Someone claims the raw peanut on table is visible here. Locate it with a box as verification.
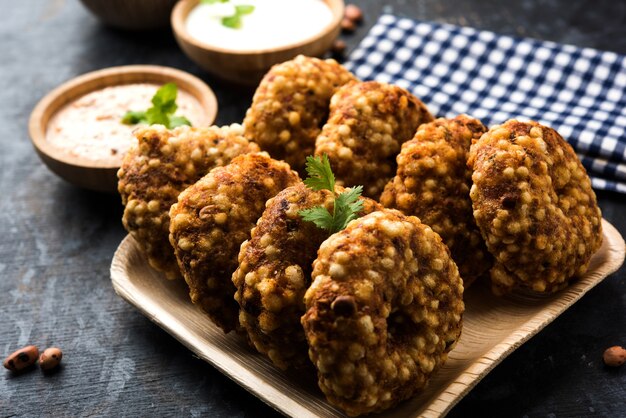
[3,345,39,372]
[39,347,63,371]
[603,346,626,367]
[341,17,356,32]
[345,4,363,22]
[331,39,347,56]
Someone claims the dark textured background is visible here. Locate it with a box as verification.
[1,0,625,417]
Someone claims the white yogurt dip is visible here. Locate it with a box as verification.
[46,83,204,165]
[185,0,333,51]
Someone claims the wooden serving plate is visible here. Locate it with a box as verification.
[29,65,218,193]
[110,219,624,417]
[171,0,344,84]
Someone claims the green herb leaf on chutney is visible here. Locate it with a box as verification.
[121,83,192,129]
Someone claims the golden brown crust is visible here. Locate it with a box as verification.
[302,209,464,416]
[315,81,434,198]
[468,120,603,294]
[169,153,300,332]
[380,115,491,286]
[243,55,356,173]
[233,183,381,369]
[117,124,259,279]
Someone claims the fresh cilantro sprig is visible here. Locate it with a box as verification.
[299,155,364,234]
[200,0,255,29]
[121,83,191,129]
[303,154,335,191]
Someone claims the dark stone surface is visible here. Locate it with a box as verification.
[1,0,624,416]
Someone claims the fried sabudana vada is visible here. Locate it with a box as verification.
[233,183,380,369]
[302,209,464,416]
[169,153,300,332]
[468,120,603,295]
[315,81,433,198]
[381,115,491,286]
[243,55,356,173]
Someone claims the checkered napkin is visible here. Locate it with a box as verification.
[345,14,626,193]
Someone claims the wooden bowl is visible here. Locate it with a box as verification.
[171,0,344,84]
[79,0,179,30]
[29,65,218,193]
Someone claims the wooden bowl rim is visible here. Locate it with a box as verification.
[28,65,218,170]
[78,0,180,30]
[171,0,345,55]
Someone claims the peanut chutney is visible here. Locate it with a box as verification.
[47,83,204,164]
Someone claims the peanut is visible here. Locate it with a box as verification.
[39,347,63,371]
[331,295,357,317]
[331,40,347,57]
[3,345,39,372]
[341,17,356,33]
[345,4,363,23]
[603,345,626,367]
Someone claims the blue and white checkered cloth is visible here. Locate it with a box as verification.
[346,14,626,193]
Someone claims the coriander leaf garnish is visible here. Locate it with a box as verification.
[121,83,192,129]
[221,14,242,29]
[298,155,364,234]
[150,82,178,114]
[333,185,364,231]
[169,115,192,128]
[201,0,255,29]
[120,110,146,125]
[299,206,335,231]
[144,104,170,127]
[221,5,255,29]
[303,154,335,192]
[235,5,255,15]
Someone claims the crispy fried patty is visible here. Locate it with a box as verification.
[302,209,464,416]
[381,115,491,286]
[315,81,433,198]
[233,183,381,369]
[168,153,300,332]
[468,120,603,294]
[243,55,356,173]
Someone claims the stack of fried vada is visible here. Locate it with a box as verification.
[168,153,299,332]
[117,124,258,279]
[233,183,381,369]
[115,54,604,417]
